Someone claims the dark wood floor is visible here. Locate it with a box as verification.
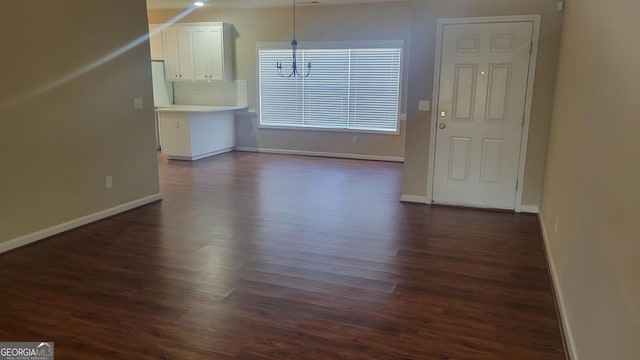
[0,152,565,359]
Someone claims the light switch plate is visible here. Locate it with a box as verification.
[134,97,144,110]
[419,100,430,111]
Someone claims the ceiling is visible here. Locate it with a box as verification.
[147,0,408,10]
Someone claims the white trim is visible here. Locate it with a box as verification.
[400,194,430,204]
[234,147,404,162]
[167,147,234,161]
[520,204,540,213]
[256,40,406,50]
[515,16,541,212]
[0,193,163,254]
[426,15,541,212]
[538,212,579,360]
[431,15,541,25]
[425,18,445,204]
[431,200,513,211]
[256,124,402,136]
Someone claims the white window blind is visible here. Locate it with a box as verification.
[258,43,402,133]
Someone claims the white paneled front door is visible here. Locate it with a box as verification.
[432,21,534,209]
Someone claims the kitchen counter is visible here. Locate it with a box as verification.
[157,105,244,161]
[155,105,247,113]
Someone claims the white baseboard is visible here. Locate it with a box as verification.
[538,213,579,360]
[168,147,234,161]
[520,204,540,213]
[0,193,163,254]
[400,194,430,204]
[234,147,404,162]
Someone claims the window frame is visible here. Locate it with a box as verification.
[256,40,404,135]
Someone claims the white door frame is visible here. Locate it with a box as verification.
[426,15,541,212]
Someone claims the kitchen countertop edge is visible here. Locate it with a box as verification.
[155,105,249,113]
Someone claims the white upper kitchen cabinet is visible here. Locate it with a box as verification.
[148,24,164,60]
[163,26,195,81]
[193,26,224,81]
[163,23,233,82]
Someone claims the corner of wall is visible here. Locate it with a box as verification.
[0,194,162,254]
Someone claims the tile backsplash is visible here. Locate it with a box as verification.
[173,80,248,107]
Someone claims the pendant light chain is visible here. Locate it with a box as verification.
[276,0,311,78]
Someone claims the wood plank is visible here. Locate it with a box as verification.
[0,152,565,359]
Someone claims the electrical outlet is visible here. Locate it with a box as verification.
[352,135,358,143]
[134,97,144,110]
[251,128,256,137]
[106,176,113,189]
[556,1,564,11]
[554,216,559,232]
[175,120,180,129]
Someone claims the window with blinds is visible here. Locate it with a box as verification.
[258,42,402,133]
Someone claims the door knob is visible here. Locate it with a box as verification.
[439,123,446,129]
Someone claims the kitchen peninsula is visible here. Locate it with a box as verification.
[156,105,247,161]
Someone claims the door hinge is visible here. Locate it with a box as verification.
[516,180,519,191]
[530,42,533,54]
[522,113,525,126]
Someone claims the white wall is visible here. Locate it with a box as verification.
[540,0,640,358]
[0,0,160,246]
[402,0,563,207]
[149,3,411,160]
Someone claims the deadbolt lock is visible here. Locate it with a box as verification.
[440,111,446,117]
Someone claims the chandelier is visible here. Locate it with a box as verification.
[277,0,311,78]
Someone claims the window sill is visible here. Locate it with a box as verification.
[257,124,401,136]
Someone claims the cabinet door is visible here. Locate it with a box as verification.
[148,24,164,60]
[164,27,194,81]
[176,28,194,80]
[207,26,224,81]
[163,27,180,80]
[193,27,211,81]
[193,26,224,81]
